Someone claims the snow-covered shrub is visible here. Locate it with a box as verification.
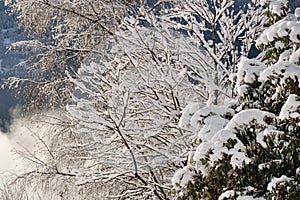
[171,1,300,199]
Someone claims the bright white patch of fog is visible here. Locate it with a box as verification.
[0,133,15,173]
[0,118,33,177]
[0,108,35,174]
[0,109,62,199]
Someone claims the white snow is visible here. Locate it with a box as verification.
[197,115,228,142]
[257,33,269,45]
[193,141,214,164]
[258,160,282,170]
[193,109,276,172]
[218,191,266,200]
[256,129,284,148]
[296,8,300,18]
[194,103,234,139]
[172,1,300,197]
[257,12,300,47]
[267,175,292,191]
[194,128,250,170]
[259,61,300,88]
[218,186,265,200]
[234,57,265,97]
[172,165,195,189]
[179,102,204,131]
[237,196,266,200]
[180,100,235,139]
[289,48,300,63]
[290,24,300,43]
[225,109,274,132]
[259,0,288,16]
[218,190,235,200]
[296,167,300,174]
[279,49,292,61]
[256,130,268,148]
[279,94,300,120]
[230,150,251,168]
[275,41,285,49]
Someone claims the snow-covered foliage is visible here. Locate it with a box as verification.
[259,0,289,24]
[172,2,300,199]
[279,94,300,120]
[260,0,288,16]
[155,0,266,104]
[65,24,204,198]
[63,2,267,196]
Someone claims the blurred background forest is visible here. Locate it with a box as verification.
[0,2,26,132]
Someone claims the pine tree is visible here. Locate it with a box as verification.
[172,1,300,199]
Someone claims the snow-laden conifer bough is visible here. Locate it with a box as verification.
[171,0,300,199]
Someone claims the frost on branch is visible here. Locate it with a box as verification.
[158,0,266,104]
[67,25,205,198]
[3,0,128,110]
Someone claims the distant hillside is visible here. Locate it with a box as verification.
[0,2,27,76]
[0,2,26,132]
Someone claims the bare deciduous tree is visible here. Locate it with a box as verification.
[66,24,204,198]
[151,0,266,104]
[3,0,129,110]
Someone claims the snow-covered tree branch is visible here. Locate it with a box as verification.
[153,0,266,104]
[66,24,205,198]
[3,0,129,109]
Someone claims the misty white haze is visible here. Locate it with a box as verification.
[0,133,14,174]
[0,110,63,199]
[0,108,34,175]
